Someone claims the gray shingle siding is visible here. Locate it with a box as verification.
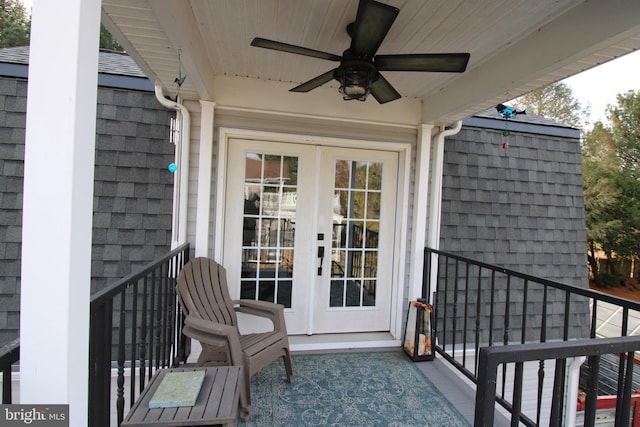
[91,86,174,293]
[0,78,26,345]
[0,75,174,344]
[438,122,589,343]
[441,127,586,283]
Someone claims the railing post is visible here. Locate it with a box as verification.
[88,299,113,426]
[0,338,19,404]
[617,352,634,427]
[116,292,127,425]
[2,365,11,404]
[549,358,566,426]
[510,362,524,426]
[176,248,190,364]
[422,248,431,300]
[584,354,600,427]
[474,347,498,427]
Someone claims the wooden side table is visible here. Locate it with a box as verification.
[122,366,243,426]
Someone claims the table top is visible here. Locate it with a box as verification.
[122,366,243,427]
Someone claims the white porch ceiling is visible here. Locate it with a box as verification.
[102,0,640,124]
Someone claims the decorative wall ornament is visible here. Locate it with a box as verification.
[174,49,187,97]
[496,103,526,150]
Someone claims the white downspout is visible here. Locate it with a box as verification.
[426,120,462,303]
[155,85,190,248]
[565,356,586,426]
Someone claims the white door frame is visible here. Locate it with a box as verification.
[214,127,411,340]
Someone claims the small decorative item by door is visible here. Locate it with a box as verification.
[403,299,434,361]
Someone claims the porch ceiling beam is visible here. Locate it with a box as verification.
[421,0,640,123]
[148,0,215,100]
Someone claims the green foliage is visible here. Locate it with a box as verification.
[594,272,619,288]
[609,91,640,174]
[0,1,122,51]
[99,24,124,52]
[0,0,30,48]
[583,90,640,278]
[513,82,591,130]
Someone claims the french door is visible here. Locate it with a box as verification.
[222,138,398,335]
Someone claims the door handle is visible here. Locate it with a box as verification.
[317,246,325,276]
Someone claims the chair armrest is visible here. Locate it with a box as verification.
[232,299,287,332]
[184,315,235,339]
[182,316,244,366]
[233,299,284,314]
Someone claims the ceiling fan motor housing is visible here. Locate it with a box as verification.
[334,59,379,101]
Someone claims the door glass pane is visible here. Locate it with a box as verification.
[366,193,381,219]
[354,161,367,189]
[240,281,256,300]
[330,159,382,308]
[368,162,382,190]
[334,160,350,188]
[350,192,366,219]
[240,152,298,308]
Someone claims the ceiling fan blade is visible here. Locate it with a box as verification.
[349,0,399,58]
[370,74,401,104]
[290,69,337,92]
[375,53,471,72]
[251,37,342,62]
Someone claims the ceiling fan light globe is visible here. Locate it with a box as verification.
[340,83,369,101]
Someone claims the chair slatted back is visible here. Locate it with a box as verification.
[176,257,238,327]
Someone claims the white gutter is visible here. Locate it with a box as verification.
[426,120,462,303]
[155,85,190,248]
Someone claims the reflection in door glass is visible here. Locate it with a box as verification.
[330,159,381,308]
[241,153,297,308]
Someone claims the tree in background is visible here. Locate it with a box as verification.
[100,24,124,51]
[610,91,640,174]
[513,82,591,130]
[583,123,616,279]
[583,90,640,285]
[0,0,30,48]
[0,0,123,51]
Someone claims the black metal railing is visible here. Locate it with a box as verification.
[424,248,640,426]
[88,243,190,426]
[0,338,19,404]
[475,336,640,426]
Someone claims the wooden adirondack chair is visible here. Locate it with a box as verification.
[176,257,293,419]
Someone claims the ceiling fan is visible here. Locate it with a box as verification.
[251,0,470,104]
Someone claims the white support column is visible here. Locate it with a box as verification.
[195,101,215,257]
[408,124,434,300]
[20,0,100,423]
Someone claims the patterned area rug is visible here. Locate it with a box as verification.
[239,350,470,426]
